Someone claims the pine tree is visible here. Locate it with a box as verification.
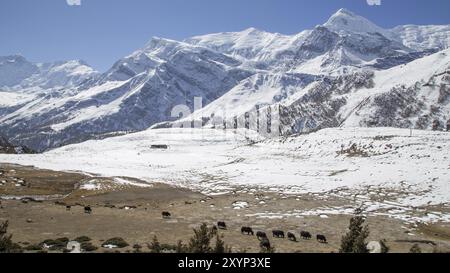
[176,240,188,253]
[188,223,214,253]
[149,235,161,253]
[340,211,370,253]
[0,221,20,253]
[214,234,225,253]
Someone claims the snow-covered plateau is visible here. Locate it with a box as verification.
[1,127,449,223]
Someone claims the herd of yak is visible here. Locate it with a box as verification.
[163,212,328,251]
[74,207,328,251]
[236,222,326,250]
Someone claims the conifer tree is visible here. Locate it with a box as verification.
[0,221,20,253]
[340,210,370,253]
[188,223,214,253]
[149,235,161,253]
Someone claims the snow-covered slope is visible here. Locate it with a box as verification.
[392,24,450,51]
[186,27,311,66]
[184,72,318,119]
[343,49,450,129]
[1,8,449,151]
[275,48,450,134]
[1,127,449,222]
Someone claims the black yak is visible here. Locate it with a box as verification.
[272,230,285,238]
[256,231,267,240]
[241,227,254,235]
[300,231,312,240]
[217,221,227,230]
[287,232,297,242]
[317,234,327,243]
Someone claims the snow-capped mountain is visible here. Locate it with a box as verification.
[0,55,39,88]
[0,55,99,91]
[324,8,391,36]
[0,38,251,151]
[1,8,449,151]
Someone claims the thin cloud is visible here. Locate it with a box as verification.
[66,0,81,6]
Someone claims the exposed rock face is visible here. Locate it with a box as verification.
[0,136,35,154]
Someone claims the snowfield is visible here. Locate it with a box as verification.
[1,127,449,222]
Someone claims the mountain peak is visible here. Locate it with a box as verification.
[241,27,264,34]
[45,59,98,75]
[324,8,389,36]
[334,8,356,17]
[143,36,185,51]
[0,54,30,64]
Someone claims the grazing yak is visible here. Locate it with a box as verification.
[256,231,267,240]
[287,232,297,242]
[84,206,92,214]
[272,230,285,238]
[260,238,271,250]
[217,221,227,230]
[300,231,312,240]
[162,211,171,219]
[317,234,327,243]
[241,227,254,235]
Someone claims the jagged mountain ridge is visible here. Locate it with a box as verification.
[1,8,450,151]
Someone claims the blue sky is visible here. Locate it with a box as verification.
[1,0,450,71]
